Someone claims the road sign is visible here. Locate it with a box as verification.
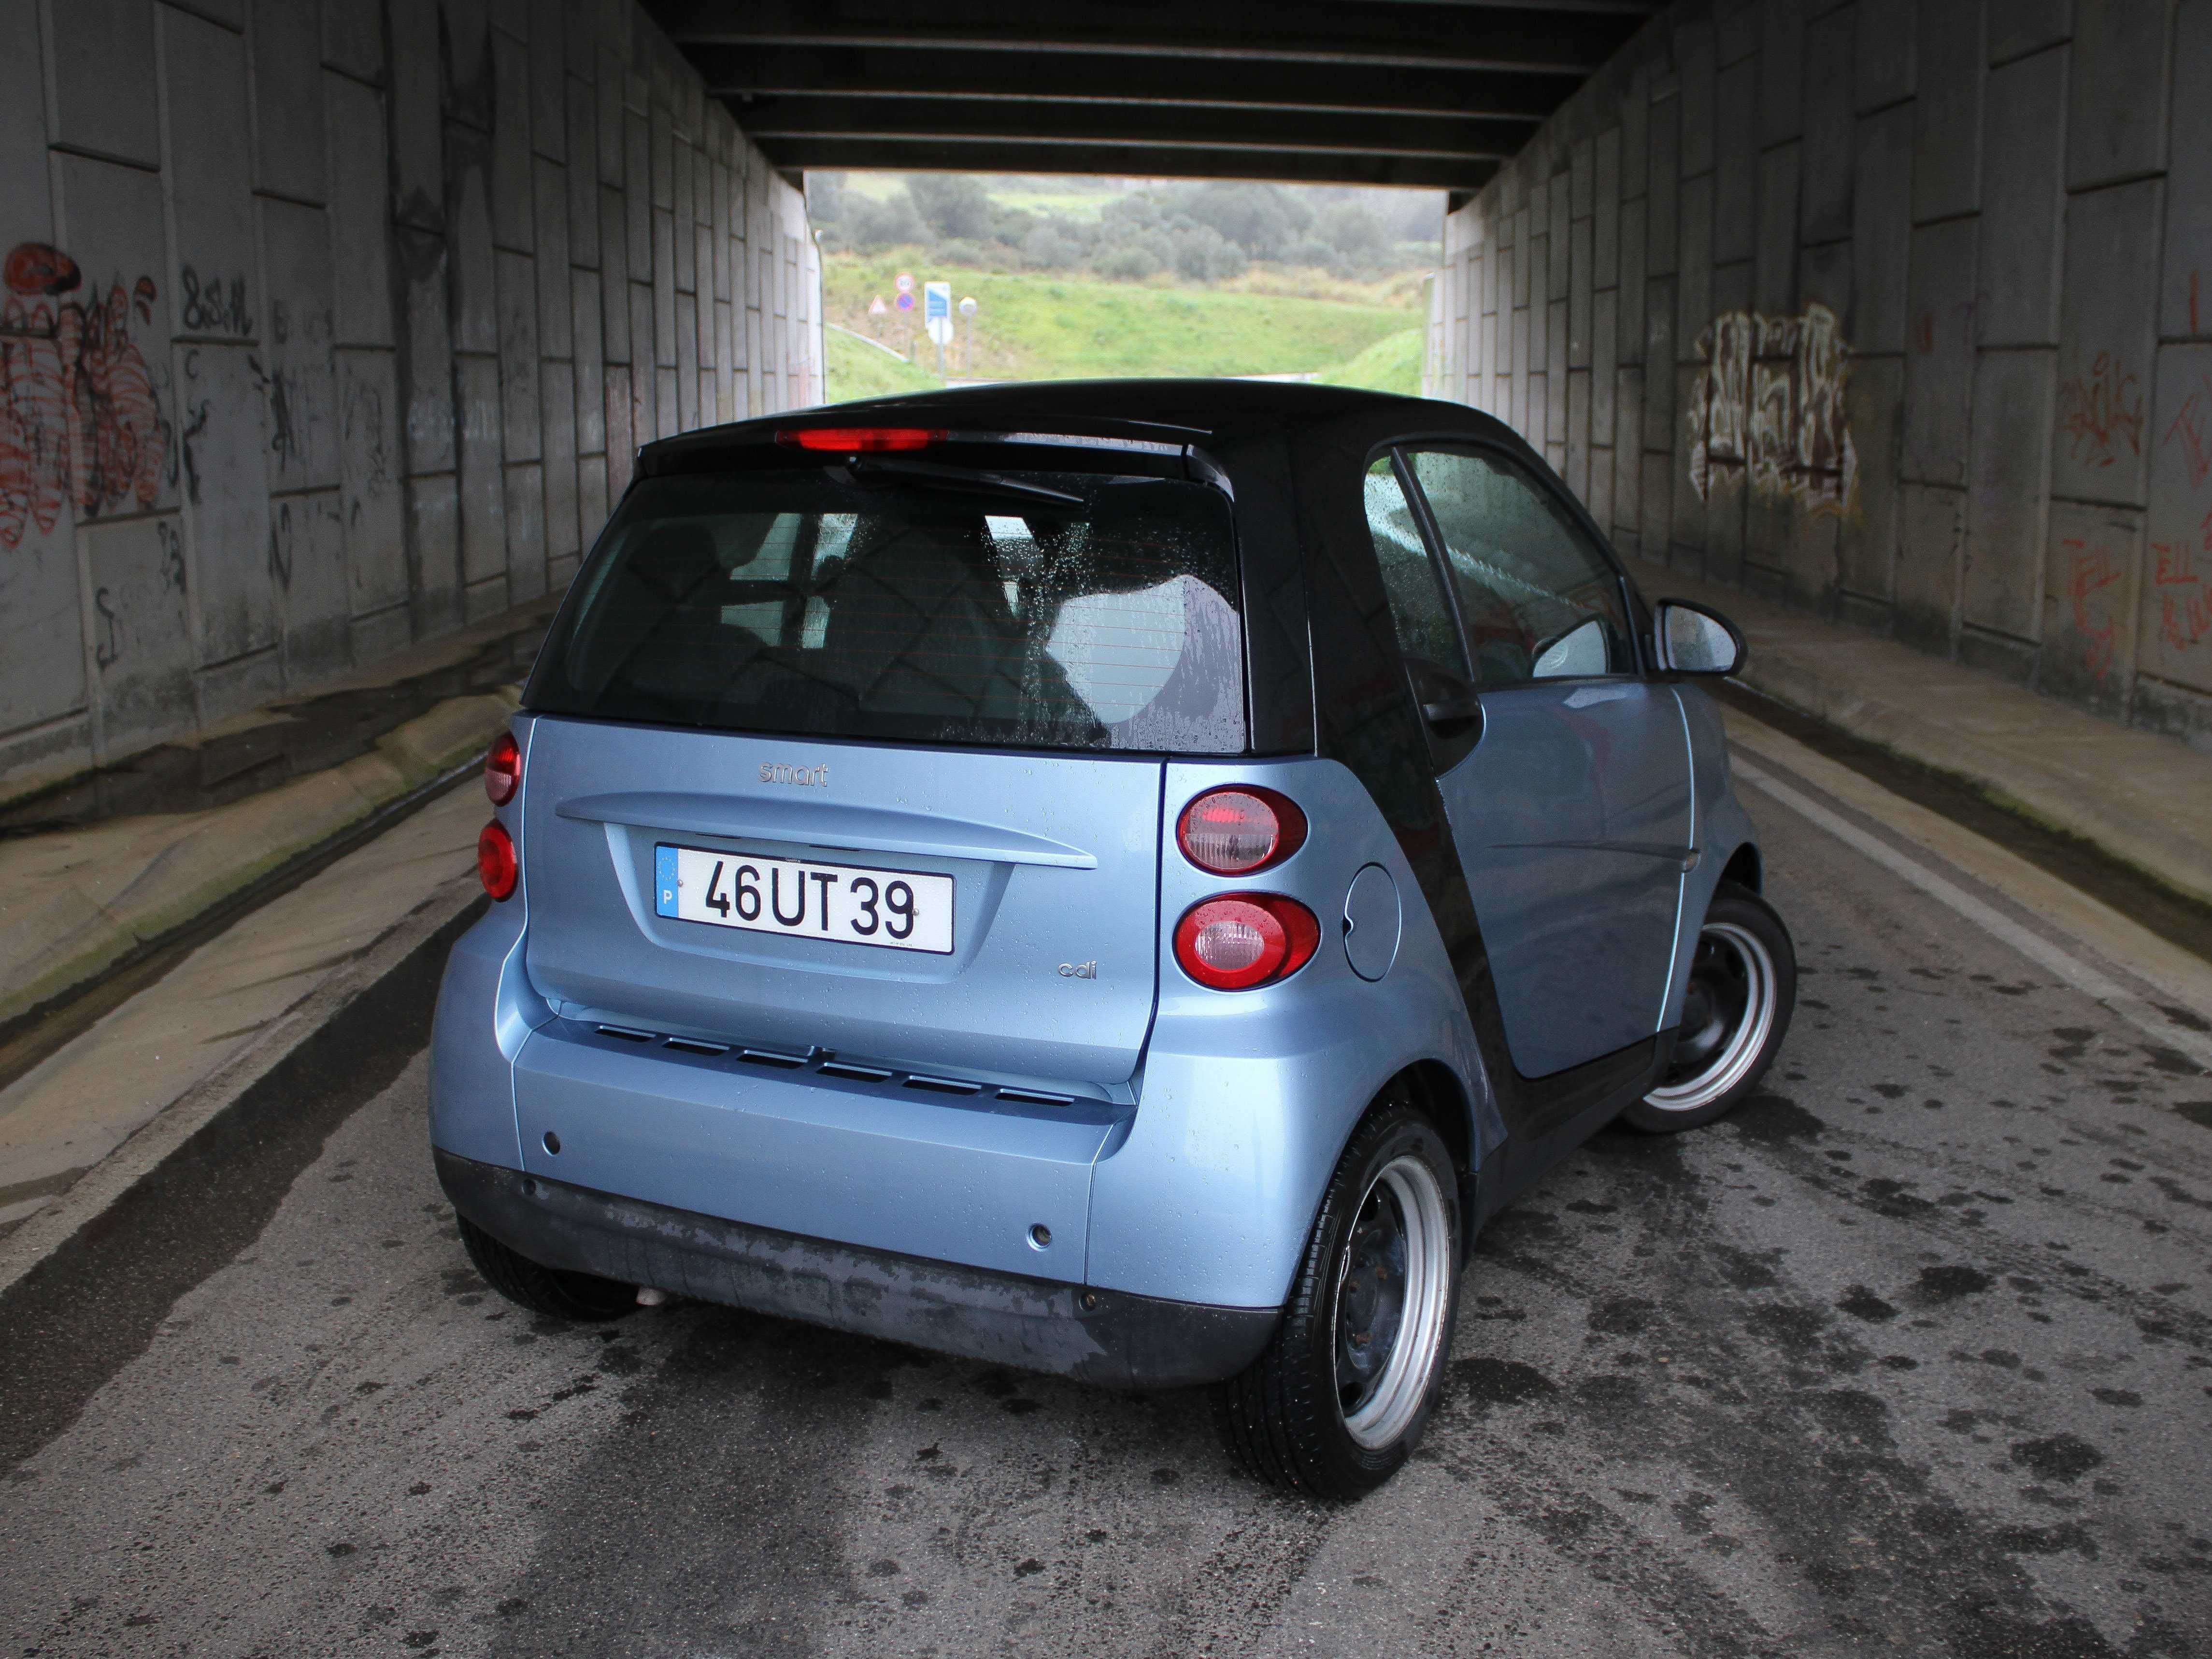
[895,291,913,312]
[895,272,914,293]
[958,296,978,317]
[924,281,953,347]
[868,295,886,315]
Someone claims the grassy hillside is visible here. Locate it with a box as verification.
[824,254,1420,383]
[824,325,944,403]
[1313,327,1426,397]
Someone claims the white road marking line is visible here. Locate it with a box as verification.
[1733,758,2212,1076]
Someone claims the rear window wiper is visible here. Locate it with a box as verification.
[833,456,1086,510]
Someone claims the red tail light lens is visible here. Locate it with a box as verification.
[477,821,518,901]
[775,427,946,452]
[1172,894,1321,990]
[485,732,521,805]
[1177,787,1307,875]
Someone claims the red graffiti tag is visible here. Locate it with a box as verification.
[2154,512,2212,655]
[0,242,167,549]
[2163,375,2212,493]
[2062,538,2125,682]
[2057,352,2144,470]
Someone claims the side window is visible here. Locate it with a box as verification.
[1362,457,1469,680]
[1404,447,1634,685]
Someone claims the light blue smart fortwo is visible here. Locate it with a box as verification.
[430,381,1795,1499]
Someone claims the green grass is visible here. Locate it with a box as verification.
[1312,326,1427,397]
[824,325,946,403]
[824,255,1421,382]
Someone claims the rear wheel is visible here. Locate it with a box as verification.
[457,1215,639,1322]
[1621,880,1796,1133]
[1219,1099,1459,1501]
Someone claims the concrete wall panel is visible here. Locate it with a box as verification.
[1678,20,1717,179]
[532,158,571,359]
[1988,0,2070,63]
[492,31,533,251]
[1896,480,1965,644]
[1840,354,1904,599]
[49,0,161,168]
[1614,364,1645,536]
[1855,0,1915,110]
[604,362,633,497]
[448,128,498,354]
[1677,174,1713,355]
[1759,0,1805,147]
[495,249,540,461]
[1568,219,1593,367]
[1647,90,1680,275]
[455,352,505,589]
[2162,0,2212,341]
[271,489,349,680]
[251,0,326,205]
[2042,499,2143,715]
[1852,101,1913,353]
[1800,8,1855,245]
[1713,59,1756,266]
[1755,143,1800,312]
[502,460,543,605]
[541,358,578,574]
[1977,47,2067,348]
[2053,180,2162,507]
[1912,0,1984,223]
[396,225,454,474]
[1902,218,1978,485]
[2067,0,2171,190]
[572,270,605,455]
[257,198,340,494]
[1962,347,2055,640]
[321,0,384,83]
[175,343,276,664]
[387,0,444,228]
[1618,198,1646,364]
[336,348,405,617]
[2143,343,2212,695]
[161,10,258,343]
[325,72,393,348]
[85,515,191,747]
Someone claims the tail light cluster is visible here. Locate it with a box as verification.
[1172,787,1318,991]
[480,731,522,901]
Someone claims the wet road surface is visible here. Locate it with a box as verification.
[4,752,2211,1658]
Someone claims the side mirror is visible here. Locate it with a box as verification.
[1653,600,1745,676]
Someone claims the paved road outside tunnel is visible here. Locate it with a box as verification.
[3,768,2210,1658]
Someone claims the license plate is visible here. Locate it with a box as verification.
[653,844,954,954]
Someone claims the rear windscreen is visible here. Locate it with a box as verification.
[525,463,1247,754]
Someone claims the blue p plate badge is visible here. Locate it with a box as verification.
[655,845,678,917]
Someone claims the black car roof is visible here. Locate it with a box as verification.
[636,377,1510,470]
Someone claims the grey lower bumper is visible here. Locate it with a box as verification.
[434,1150,1279,1388]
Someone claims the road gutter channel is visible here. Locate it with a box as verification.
[0,882,487,1308]
[1724,711,2212,1077]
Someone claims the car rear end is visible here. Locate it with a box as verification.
[430,414,1328,1382]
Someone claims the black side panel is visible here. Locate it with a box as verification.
[1290,407,1658,1145]
[1218,431,1315,756]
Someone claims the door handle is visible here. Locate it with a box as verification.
[1420,692,1484,739]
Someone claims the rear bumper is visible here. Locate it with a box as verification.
[435,1149,1280,1388]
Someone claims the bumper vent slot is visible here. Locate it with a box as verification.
[997,1087,1075,1107]
[905,1075,982,1096]
[738,1047,810,1069]
[664,1037,730,1057]
[820,1060,894,1082]
[596,1024,655,1042]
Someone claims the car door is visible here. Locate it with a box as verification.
[1365,443,1693,1088]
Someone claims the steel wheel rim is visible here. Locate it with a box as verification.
[1333,1154,1452,1450]
[1646,920,1776,1112]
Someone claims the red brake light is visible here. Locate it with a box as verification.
[477,821,518,901]
[1172,894,1321,990]
[1177,787,1307,875]
[485,732,521,805]
[775,427,946,453]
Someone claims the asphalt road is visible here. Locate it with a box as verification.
[4,749,2211,1659]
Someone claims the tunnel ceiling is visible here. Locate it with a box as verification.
[645,0,1664,196]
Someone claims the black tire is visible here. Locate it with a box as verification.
[457,1215,639,1322]
[1620,879,1796,1133]
[1219,1098,1461,1501]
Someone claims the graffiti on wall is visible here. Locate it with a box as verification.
[2057,352,2145,473]
[0,243,169,549]
[2155,374,2212,658]
[1686,303,1857,516]
[2061,538,2127,684]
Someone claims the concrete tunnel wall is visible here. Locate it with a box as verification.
[0,0,823,798]
[1427,0,2212,754]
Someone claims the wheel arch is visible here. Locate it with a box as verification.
[1718,839,1762,894]
[1384,1057,1484,1257]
